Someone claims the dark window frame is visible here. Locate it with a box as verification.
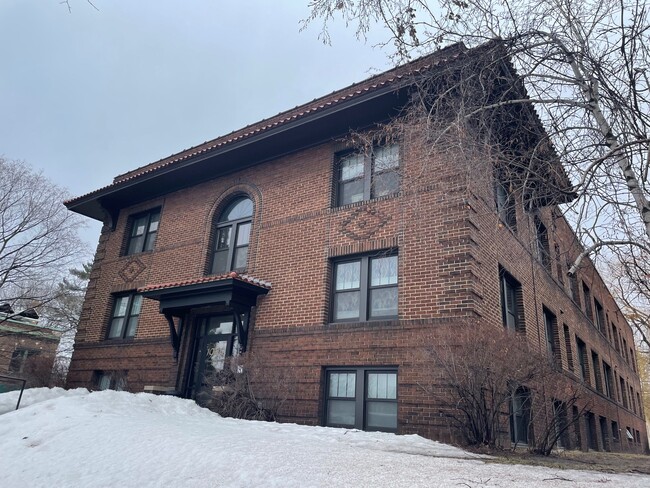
[543,307,559,363]
[611,420,620,442]
[107,293,143,340]
[535,217,551,272]
[335,144,400,207]
[125,208,161,256]
[324,366,398,433]
[612,323,620,352]
[582,282,594,322]
[509,386,531,445]
[576,336,588,383]
[568,266,580,304]
[591,351,603,393]
[331,252,398,323]
[94,370,127,391]
[185,313,249,402]
[495,178,517,231]
[586,412,598,450]
[563,324,574,372]
[9,348,40,374]
[594,299,605,333]
[603,361,614,399]
[500,268,525,332]
[209,197,254,275]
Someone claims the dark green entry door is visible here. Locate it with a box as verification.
[187,315,239,404]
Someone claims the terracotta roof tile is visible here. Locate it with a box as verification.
[65,43,466,206]
[138,272,272,294]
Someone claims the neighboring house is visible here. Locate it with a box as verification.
[0,305,61,389]
[64,43,647,452]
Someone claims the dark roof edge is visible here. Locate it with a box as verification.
[64,42,468,208]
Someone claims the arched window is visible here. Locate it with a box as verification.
[210,197,253,274]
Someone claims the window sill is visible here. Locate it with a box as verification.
[333,192,400,212]
[103,337,136,344]
[326,318,400,330]
[121,250,154,259]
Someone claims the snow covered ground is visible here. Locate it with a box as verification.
[0,389,647,487]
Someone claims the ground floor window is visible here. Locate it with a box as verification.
[586,412,598,450]
[509,387,531,444]
[94,370,127,391]
[9,348,40,374]
[552,399,569,448]
[325,368,397,432]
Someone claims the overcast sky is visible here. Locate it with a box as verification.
[0,1,392,249]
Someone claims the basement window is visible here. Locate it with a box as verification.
[325,368,397,432]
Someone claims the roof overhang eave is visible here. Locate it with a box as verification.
[65,83,409,222]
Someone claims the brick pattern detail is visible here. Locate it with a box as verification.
[118,257,146,283]
[340,205,390,240]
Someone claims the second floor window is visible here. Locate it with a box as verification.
[535,218,551,272]
[126,208,161,255]
[108,293,142,339]
[500,269,524,332]
[543,307,558,362]
[495,179,517,231]
[332,253,398,322]
[210,197,253,274]
[336,144,399,206]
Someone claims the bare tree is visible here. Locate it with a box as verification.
[0,157,87,318]
[305,0,650,308]
[38,263,91,359]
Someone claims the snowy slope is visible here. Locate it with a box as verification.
[0,389,647,487]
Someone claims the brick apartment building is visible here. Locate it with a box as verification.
[0,306,61,390]
[65,43,647,452]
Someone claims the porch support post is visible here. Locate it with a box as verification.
[165,313,180,358]
[232,309,248,353]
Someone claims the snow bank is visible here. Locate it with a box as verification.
[0,386,88,415]
[0,389,647,487]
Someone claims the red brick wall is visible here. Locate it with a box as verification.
[67,126,647,453]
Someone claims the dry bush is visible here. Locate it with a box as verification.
[429,322,585,452]
[20,354,59,387]
[201,353,295,422]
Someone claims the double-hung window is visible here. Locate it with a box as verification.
[500,269,524,332]
[594,299,605,333]
[543,307,558,363]
[126,208,161,255]
[510,387,531,444]
[535,218,551,272]
[582,282,594,322]
[325,368,397,432]
[9,348,39,373]
[495,179,517,231]
[336,144,399,206]
[107,293,142,339]
[332,253,398,322]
